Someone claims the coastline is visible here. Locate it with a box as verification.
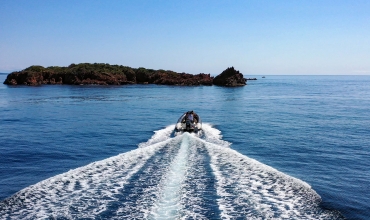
[3,64,247,87]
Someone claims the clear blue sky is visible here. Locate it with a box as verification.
[1,0,369,75]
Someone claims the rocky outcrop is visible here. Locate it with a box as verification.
[3,64,248,87]
[213,67,247,86]
[135,68,212,86]
[3,64,214,86]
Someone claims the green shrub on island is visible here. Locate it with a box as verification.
[24,65,45,72]
[3,63,217,86]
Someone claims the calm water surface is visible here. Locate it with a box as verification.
[0,74,369,219]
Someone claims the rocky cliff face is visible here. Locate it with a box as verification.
[3,64,214,86]
[3,64,246,87]
[213,67,247,87]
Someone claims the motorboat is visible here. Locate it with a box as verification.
[175,111,202,132]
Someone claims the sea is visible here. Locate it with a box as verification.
[0,73,369,219]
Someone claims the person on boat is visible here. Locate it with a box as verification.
[187,111,194,122]
[181,111,198,124]
[188,110,199,123]
[182,111,195,123]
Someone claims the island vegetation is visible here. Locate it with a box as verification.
[3,63,247,87]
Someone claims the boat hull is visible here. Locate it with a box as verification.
[175,111,202,133]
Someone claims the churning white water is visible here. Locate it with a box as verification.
[150,133,190,219]
[0,124,343,219]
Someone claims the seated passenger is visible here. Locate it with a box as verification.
[187,112,194,122]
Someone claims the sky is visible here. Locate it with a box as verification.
[1,0,369,75]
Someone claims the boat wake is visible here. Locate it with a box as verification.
[0,124,343,219]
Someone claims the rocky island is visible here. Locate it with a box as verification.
[213,67,247,87]
[3,63,248,87]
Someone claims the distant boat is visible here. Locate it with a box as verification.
[262,76,265,78]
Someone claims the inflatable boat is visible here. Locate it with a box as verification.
[175,111,202,133]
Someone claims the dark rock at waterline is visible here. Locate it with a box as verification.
[213,67,247,87]
[135,68,213,86]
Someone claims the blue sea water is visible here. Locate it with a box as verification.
[0,73,369,219]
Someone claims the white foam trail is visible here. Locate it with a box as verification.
[0,124,343,219]
[138,125,175,148]
[0,139,172,219]
[179,137,220,219]
[204,142,342,219]
[150,133,189,219]
[202,123,231,147]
